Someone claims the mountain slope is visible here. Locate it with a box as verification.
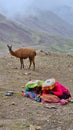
[53,5,73,25]
[0,10,73,54]
[15,10,73,38]
[0,14,34,45]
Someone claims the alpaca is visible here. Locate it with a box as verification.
[7,45,36,70]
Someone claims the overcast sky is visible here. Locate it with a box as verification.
[0,0,73,17]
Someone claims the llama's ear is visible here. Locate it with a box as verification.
[7,44,12,50]
[7,44,12,47]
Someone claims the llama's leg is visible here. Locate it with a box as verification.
[29,58,32,69]
[22,60,24,68]
[32,58,35,70]
[20,58,24,69]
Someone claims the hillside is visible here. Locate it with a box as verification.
[0,14,33,43]
[53,5,73,25]
[0,2,73,130]
[0,10,73,54]
[15,10,73,38]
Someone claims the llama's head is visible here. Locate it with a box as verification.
[7,44,12,51]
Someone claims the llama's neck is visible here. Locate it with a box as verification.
[10,50,16,56]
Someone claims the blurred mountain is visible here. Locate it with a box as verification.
[0,14,34,44]
[53,5,73,25]
[15,9,73,38]
[0,9,73,53]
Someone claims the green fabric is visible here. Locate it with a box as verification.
[25,80,44,88]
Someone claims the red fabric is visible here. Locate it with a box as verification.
[53,82,70,96]
[42,90,49,95]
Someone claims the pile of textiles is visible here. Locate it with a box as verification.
[21,79,72,105]
[21,80,60,103]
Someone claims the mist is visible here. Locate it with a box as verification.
[0,0,34,17]
[0,0,73,18]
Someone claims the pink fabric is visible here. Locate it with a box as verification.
[53,82,70,96]
[60,99,68,105]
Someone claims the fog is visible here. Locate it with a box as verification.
[0,0,34,17]
[0,0,73,18]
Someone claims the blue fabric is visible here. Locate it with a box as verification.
[24,86,42,101]
[25,91,36,99]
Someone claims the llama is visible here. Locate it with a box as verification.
[7,45,36,70]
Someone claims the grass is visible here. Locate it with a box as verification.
[48,41,73,53]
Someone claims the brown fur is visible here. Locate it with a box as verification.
[7,45,36,70]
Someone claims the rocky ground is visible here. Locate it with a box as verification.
[0,51,73,130]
